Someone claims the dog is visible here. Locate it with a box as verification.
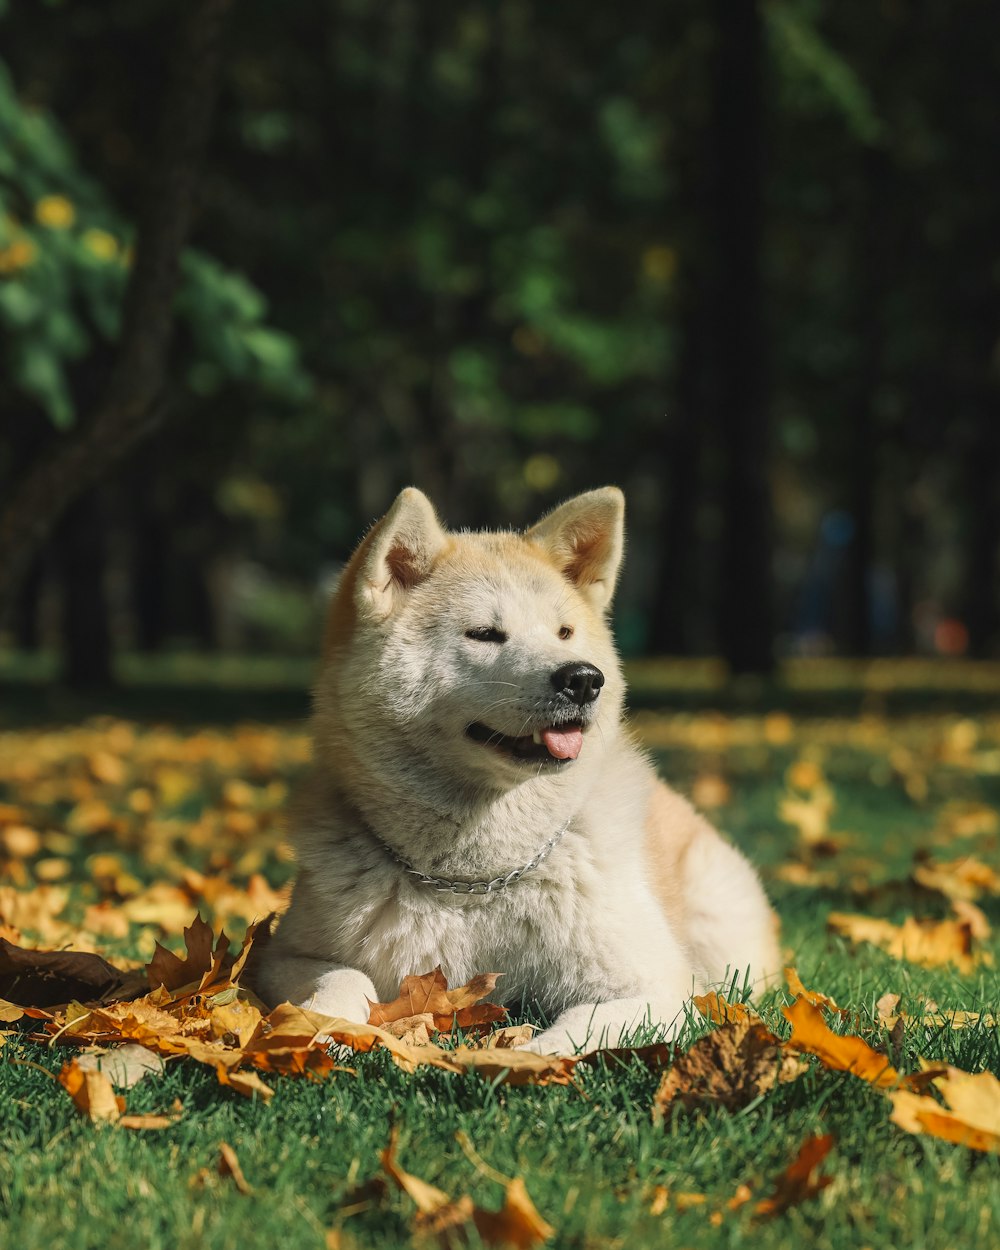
[255,486,781,1053]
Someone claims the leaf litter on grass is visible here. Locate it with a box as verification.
[1,710,1000,1243]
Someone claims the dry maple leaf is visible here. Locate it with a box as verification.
[653,1019,806,1117]
[827,910,992,974]
[752,1134,835,1219]
[367,966,507,1037]
[382,1128,553,1248]
[889,1066,1000,1154]
[147,914,231,992]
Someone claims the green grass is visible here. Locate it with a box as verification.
[1,688,999,1248]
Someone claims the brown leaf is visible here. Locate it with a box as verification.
[59,1058,124,1122]
[753,1134,835,1219]
[827,910,992,973]
[367,966,507,1036]
[0,997,24,1022]
[653,1019,806,1116]
[577,1042,674,1072]
[472,1178,556,1249]
[382,1129,553,1248]
[889,1066,1000,1154]
[218,1141,254,1194]
[147,914,231,992]
[0,937,148,1008]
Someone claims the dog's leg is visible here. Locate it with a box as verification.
[680,827,782,993]
[255,954,377,1023]
[522,993,688,1056]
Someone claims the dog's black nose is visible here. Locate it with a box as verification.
[551,662,605,706]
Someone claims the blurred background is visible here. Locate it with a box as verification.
[1,0,999,697]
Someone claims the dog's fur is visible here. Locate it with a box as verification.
[256,487,781,1053]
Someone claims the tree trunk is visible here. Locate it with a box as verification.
[0,0,234,624]
[54,494,113,690]
[843,150,890,656]
[963,404,1000,656]
[710,0,773,675]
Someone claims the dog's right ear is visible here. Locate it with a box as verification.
[354,487,447,619]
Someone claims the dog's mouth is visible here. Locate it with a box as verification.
[465,721,585,765]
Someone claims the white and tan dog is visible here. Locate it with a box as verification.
[256,487,780,1053]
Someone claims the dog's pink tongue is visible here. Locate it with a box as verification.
[542,726,583,760]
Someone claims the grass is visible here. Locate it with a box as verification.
[1,675,999,1248]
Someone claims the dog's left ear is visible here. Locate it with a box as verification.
[526,487,625,611]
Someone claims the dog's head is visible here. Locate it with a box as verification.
[316,487,626,792]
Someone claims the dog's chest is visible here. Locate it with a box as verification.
[344,848,654,1011]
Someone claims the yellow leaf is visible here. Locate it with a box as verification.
[827,910,991,974]
[59,1058,124,1122]
[890,1067,1000,1154]
[783,997,904,1089]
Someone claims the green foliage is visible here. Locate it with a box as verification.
[0,57,310,429]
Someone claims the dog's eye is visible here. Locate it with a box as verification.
[465,626,508,644]
[558,625,574,641]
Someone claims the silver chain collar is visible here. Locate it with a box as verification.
[378,819,570,895]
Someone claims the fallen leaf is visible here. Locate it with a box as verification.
[367,966,507,1036]
[444,1046,577,1087]
[784,968,843,1014]
[693,992,762,1026]
[477,1023,536,1049]
[216,1066,275,1102]
[875,991,901,1025]
[147,915,230,992]
[0,937,148,1008]
[0,825,42,858]
[911,854,1000,902]
[218,1141,254,1194]
[654,1019,806,1116]
[76,1043,166,1088]
[889,1067,1000,1154]
[577,1042,673,1072]
[118,1108,183,1130]
[59,1058,124,1122]
[827,910,992,973]
[784,996,917,1089]
[772,861,838,888]
[382,1128,553,1247]
[0,997,24,1022]
[753,1134,835,1219]
[691,773,732,809]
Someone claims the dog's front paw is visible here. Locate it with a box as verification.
[301,967,379,1025]
[517,1027,582,1056]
